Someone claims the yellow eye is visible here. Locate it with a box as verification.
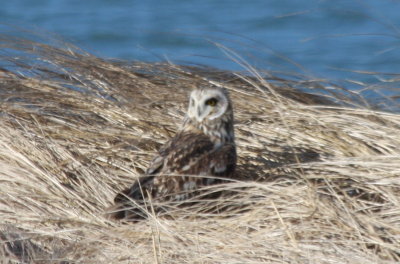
[205,98,218,106]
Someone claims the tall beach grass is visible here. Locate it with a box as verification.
[0,30,399,263]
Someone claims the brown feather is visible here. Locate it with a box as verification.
[105,87,236,221]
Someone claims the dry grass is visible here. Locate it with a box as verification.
[0,31,399,263]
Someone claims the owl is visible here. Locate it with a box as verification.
[107,87,236,220]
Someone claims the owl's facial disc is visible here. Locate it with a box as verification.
[188,89,228,122]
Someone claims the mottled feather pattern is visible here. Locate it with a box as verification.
[106,87,236,220]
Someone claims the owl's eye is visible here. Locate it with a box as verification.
[205,98,218,106]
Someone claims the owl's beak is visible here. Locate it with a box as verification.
[196,107,204,122]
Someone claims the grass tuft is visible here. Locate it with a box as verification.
[0,30,399,263]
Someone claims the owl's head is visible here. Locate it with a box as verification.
[184,87,234,142]
[187,87,232,123]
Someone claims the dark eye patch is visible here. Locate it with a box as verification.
[205,97,218,106]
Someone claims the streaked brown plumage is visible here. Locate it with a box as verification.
[106,87,236,220]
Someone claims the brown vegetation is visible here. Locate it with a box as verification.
[0,31,399,263]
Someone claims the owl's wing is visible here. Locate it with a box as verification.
[151,139,236,202]
[111,133,187,204]
[107,131,236,220]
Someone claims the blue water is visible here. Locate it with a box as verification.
[2,0,400,84]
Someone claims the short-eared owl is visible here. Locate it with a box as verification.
[107,87,236,220]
